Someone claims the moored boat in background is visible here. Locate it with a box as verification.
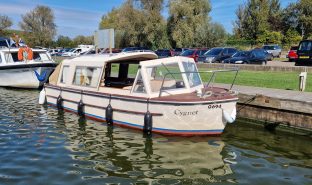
[0,37,57,88]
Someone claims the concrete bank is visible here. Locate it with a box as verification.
[197,63,312,72]
[216,84,312,133]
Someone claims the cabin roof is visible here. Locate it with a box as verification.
[0,48,48,52]
[62,51,158,66]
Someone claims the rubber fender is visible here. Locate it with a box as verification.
[56,95,63,110]
[77,100,84,116]
[143,111,153,135]
[106,104,113,125]
[38,88,46,105]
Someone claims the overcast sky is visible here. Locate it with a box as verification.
[0,0,298,38]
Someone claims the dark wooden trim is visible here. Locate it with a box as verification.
[45,84,237,105]
[46,95,163,116]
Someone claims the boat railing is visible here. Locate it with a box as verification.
[158,68,239,97]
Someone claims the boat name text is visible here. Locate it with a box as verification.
[174,110,198,116]
[208,104,222,109]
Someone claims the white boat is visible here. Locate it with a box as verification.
[0,37,57,88]
[42,51,238,136]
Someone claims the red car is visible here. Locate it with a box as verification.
[287,46,298,62]
[180,48,208,62]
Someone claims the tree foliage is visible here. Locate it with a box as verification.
[0,15,12,32]
[195,22,227,47]
[235,0,312,45]
[167,0,211,48]
[283,28,302,46]
[19,5,56,47]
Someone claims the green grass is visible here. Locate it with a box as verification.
[200,70,312,92]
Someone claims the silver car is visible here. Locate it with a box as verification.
[262,45,282,58]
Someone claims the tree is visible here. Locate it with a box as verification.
[195,22,227,47]
[0,15,12,32]
[233,4,245,38]
[257,30,283,44]
[167,0,211,48]
[56,35,74,48]
[268,0,283,31]
[138,0,170,49]
[19,5,56,47]
[281,3,300,34]
[297,0,312,39]
[240,0,270,41]
[73,35,94,46]
[283,28,302,46]
[99,0,146,48]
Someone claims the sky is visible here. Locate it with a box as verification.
[0,0,298,38]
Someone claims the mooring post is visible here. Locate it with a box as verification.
[299,72,307,91]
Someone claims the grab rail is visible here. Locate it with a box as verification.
[158,68,239,97]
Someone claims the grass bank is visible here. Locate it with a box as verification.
[199,69,312,92]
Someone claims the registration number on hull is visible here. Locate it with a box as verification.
[299,56,310,59]
[208,104,222,109]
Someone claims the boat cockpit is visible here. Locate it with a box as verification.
[53,53,206,98]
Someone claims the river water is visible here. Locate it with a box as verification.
[0,88,311,185]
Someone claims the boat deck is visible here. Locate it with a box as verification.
[152,87,237,102]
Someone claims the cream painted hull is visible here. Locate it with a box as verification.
[45,86,237,136]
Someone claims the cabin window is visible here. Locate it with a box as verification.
[147,63,185,93]
[33,52,51,61]
[132,70,146,93]
[4,53,17,63]
[0,55,2,63]
[60,66,69,84]
[109,63,120,77]
[182,62,201,87]
[73,66,102,87]
[103,62,137,88]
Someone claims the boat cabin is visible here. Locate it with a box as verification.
[0,37,53,65]
[50,52,204,98]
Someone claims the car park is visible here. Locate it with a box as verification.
[295,40,312,66]
[180,48,208,62]
[262,45,282,58]
[223,49,267,65]
[173,48,189,56]
[286,46,298,62]
[199,47,237,63]
[155,49,174,58]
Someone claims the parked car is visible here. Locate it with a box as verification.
[223,49,267,65]
[121,47,150,52]
[155,49,174,58]
[180,48,209,62]
[262,45,282,58]
[286,46,298,62]
[56,48,71,56]
[48,49,61,56]
[295,40,312,66]
[198,47,237,63]
[62,48,83,57]
[101,48,122,53]
[173,48,189,56]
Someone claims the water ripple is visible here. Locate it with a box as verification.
[0,87,311,185]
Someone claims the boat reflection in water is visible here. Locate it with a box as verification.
[61,115,235,184]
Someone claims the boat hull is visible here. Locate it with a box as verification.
[0,63,56,88]
[45,85,237,136]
